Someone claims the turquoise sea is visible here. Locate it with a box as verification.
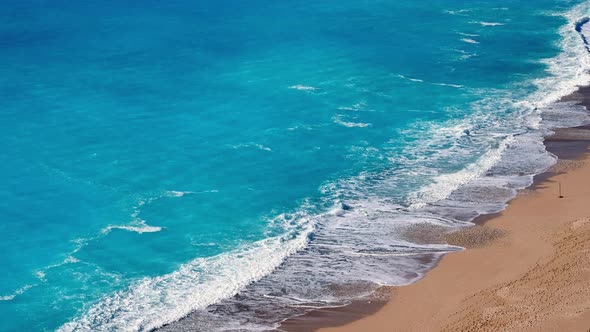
[1,1,590,331]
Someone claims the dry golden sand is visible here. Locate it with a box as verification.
[319,154,590,332]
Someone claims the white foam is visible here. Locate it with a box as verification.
[0,284,34,301]
[288,84,318,91]
[338,101,367,111]
[287,124,314,131]
[33,252,84,284]
[445,9,471,16]
[472,21,505,26]
[332,115,371,128]
[431,82,464,88]
[581,18,590,35]
[254,144,272,152]
[35,271,46,280]
[326,201,349,217]
[231,143,273,152]
[64,256,80,264]
[453,49,477,60]
[529,3,590,106]
[408,136,514,209]
[103,223,163,234]
[104,196,165,234]
[398,74,463,88]
[397,74,424,82]
[461,38,479,44]
[165,190,194,197]
[1,295,16,301]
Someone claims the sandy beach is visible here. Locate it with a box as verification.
[309,127,590,331]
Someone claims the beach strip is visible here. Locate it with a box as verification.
[310,128,590,331]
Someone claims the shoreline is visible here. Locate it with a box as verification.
[281,91,590,331]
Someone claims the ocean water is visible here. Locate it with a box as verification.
[1,1,590,331]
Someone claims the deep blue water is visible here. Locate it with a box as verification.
[1,1,590,331]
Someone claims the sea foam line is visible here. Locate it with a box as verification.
[332,115,371,128]
[58,220,314,332]
[102,222,163,234]
[231,142,273,152]
[461,38,479,44]
[288,84,318,91]
[397,74,463,88]
[0,284,35,301]
[471,21,505,26]
[445,9,471,16]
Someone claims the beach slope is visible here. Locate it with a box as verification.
[320,133,590,331]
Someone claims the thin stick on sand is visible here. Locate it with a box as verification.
[559,181,564,198]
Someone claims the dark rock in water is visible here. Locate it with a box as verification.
[575,17,590,33]
[340,202,352,211]
[575,17,590,53]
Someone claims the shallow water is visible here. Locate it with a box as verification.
[1,1,590,331]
